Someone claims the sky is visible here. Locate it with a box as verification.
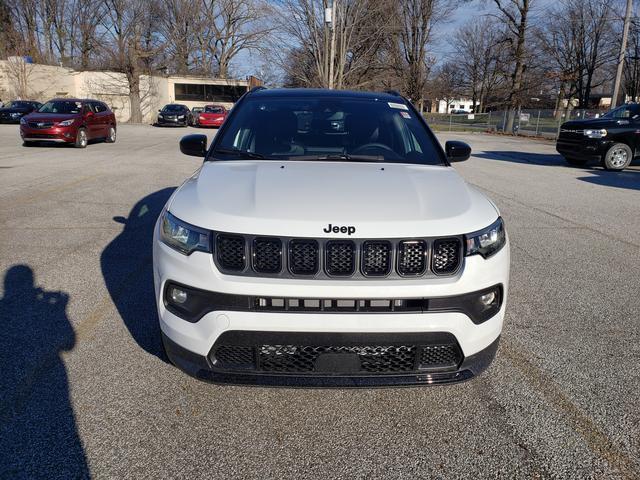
[231,0,558,82]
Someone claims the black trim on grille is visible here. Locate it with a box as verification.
[432,238,462,275]
[216,234,246,271]
[211,232,463,280]
[361,241,392,277]
[288,239,319,275]
[325,240,356,276]
[397,240,428,276]
[252,237,282,273]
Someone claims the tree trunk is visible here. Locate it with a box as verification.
[128,71,143,123]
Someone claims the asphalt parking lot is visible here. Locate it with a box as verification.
[1,123,639,479]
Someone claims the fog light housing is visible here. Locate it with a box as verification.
[479,291,496,307]
[170,287,188,304]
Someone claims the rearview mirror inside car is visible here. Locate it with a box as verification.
[445,141,471,162]
[180,134,207,157]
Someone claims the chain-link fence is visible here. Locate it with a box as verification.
[424,109,605,139]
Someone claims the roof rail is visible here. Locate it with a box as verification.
[384,90,401,97]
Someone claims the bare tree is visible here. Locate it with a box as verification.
[391,0,453,111]
[100,0,163,123]
[453,17,506,112]
[492,0,532,130]
[540,0,615,110]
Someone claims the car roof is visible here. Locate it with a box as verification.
[47,98,104,103]
[249,88,405,102]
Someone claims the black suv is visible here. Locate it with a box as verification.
[556,104,640,171]
[156,104,192,127]
[0,100,42,123]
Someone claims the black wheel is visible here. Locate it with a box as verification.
[602,143,632,171]
[105,125,116,143]
[564,156,588,167]
[74,128,88,148]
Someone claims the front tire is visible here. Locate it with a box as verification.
[602,143,632,171]
[74,128,88,148]
[105,126,116,143]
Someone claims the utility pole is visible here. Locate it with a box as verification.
[324,1,331,88]
[611,0,633,109]
[328,0,337,89]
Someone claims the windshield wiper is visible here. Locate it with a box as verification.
[289,154,384,162]
[213,147,265,159]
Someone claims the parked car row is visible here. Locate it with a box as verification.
[13,98,117,148]
[155,103,228,128]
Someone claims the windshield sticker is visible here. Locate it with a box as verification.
[388,102,408,110]
[400,111,411,119]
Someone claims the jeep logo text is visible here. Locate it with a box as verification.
[323,223,356,235]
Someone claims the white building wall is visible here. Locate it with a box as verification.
[0,59,250,123]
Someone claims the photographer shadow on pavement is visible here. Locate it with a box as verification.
[0,265,89,479]
[101,187,176,362]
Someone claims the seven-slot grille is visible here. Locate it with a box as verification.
[214,233,462,278]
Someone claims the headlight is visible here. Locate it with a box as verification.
[464,217,506,258]
[178,115,185,119]
[58,119,74,126]
[584,129,607,139]
[20,117,27,125]
[10,112,21,118]
[158,114,163,119]
[160,212,211,255]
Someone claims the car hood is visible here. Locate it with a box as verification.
[168,161,499,238]
[0,107,30,113]
[561,118,622,129]
[24,113,78,122]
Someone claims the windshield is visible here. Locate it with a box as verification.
[602,104,640,119]
[212,96,444,165]
[38,100,82,114]
[7,101,31,109]
[163,105,185,112]
[205,106,225,113]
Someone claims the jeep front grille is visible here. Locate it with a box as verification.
[252,238,282,273]
[432,238,462,275]
[362,241,392,276]
[289,239,319,275]
[325,241,356,276]
[216,234,245,271]
[398,240,427,276]
[213,233,462,279]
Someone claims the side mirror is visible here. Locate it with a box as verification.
[85,110,94,117]
[158,109,162,113]
[180,134,207,157]
[445,140,471,162]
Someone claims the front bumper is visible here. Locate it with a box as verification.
[157,117,188,126]
[556,138,609,161]
[154,223,510,386]
[162,330,501,387]
[20,125,77,143]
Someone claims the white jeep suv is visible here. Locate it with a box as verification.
[153,88,509,386]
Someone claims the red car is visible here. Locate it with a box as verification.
[195,104,228,128]
[20,98,117,148]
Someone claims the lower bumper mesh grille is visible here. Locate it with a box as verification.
[212,339,463,375]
